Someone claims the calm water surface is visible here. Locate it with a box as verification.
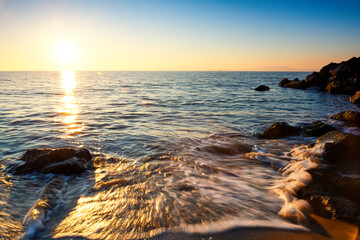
[0,71,358,239]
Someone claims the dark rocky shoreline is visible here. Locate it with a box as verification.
[278,56,360,106]
[264,57,360,225]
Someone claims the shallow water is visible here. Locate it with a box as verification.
[0,71,358,239]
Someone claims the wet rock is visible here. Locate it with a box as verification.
[279,57,360,96]
[316,131,360,171]
[261,122,301,139]
[15,148,93,175]
[330,110,360,127]
[304,121,337,137]
[279,78,310,89]
[23,176,65,239]
[278,78,290,87]
[254,85,270,91]
[298,167,360,221]
[350,90,360,105]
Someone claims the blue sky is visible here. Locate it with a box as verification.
[0,0,359,70]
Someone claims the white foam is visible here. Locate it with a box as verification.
[274,143,324,225]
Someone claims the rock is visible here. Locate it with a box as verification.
[298,167,360,221]
[254,85,270,91]
[350,90,360,105]
[15,148,93,175]
[278,78,290,87]
[304,121,337,137]
[23,176,65,239]
[278,78,311,89]
[316,131,360,171]
[279,57,360,96]
[316,130,347,144]
[330,110,360,127]
[261,122,301,139]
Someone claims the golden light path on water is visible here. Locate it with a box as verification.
[59,70,84,138]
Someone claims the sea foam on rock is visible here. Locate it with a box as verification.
[14,148,93,175]
[22,176,65,240]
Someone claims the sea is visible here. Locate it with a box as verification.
[0,71,358,239]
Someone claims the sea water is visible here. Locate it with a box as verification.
[0,71,358,239]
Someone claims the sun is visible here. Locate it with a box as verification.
[54,41,79,64]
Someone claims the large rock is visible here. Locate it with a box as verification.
[350,90,360,105]
[316,131,360,171]
[330,110,360,127]
[254,85,270,91]
[304,121,337,137]
[279,57,360,96]
[298,166,360,221]
[278,78,310,89]
[15,148,93,175]
[261,122,301,139]
[278,78,290,87]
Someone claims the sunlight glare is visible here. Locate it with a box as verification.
[55,42,79,64]
[61,70,76,92]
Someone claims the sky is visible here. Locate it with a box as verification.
[0,0,360,71]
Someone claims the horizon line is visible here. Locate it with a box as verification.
[0,69,316,72]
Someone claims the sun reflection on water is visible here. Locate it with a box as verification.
[59,70,84,138]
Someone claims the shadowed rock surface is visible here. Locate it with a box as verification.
[14,148,93,175]
[304,121,337,137]
[298,166,360,221]
[330,110,360,127]
[316,131,360,172]
[254,85,270,91]
[350,90,360,105]
[261,122,301,139]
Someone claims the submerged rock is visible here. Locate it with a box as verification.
[201,142,251,155]
[15,148,93,175]
[22,177,65,239]
[261,122,301,139]
[330,110,360,127]
[254,85,270,91]
[350,90,360,105]
[304,121,337,137]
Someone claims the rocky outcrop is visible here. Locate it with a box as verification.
[316,131,360,172]
[330,110,360,127]
[298,166,360,221]
[279,57,360,97]
[15,148,93,175]
[278,78,310,89]
[254,85,270,91]
[350,90,360,105]
[261,122,301,139]
[304,121,337,137]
